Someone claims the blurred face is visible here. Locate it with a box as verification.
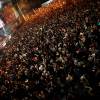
[79,33,86,43]
[58,47,62,52]
[81,37,86,43]
[79,32,84,38]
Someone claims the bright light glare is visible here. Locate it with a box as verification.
[0,1,2,9]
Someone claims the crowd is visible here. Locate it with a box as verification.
[0,0,100,100]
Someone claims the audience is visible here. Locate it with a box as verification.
[0,0,100,100]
